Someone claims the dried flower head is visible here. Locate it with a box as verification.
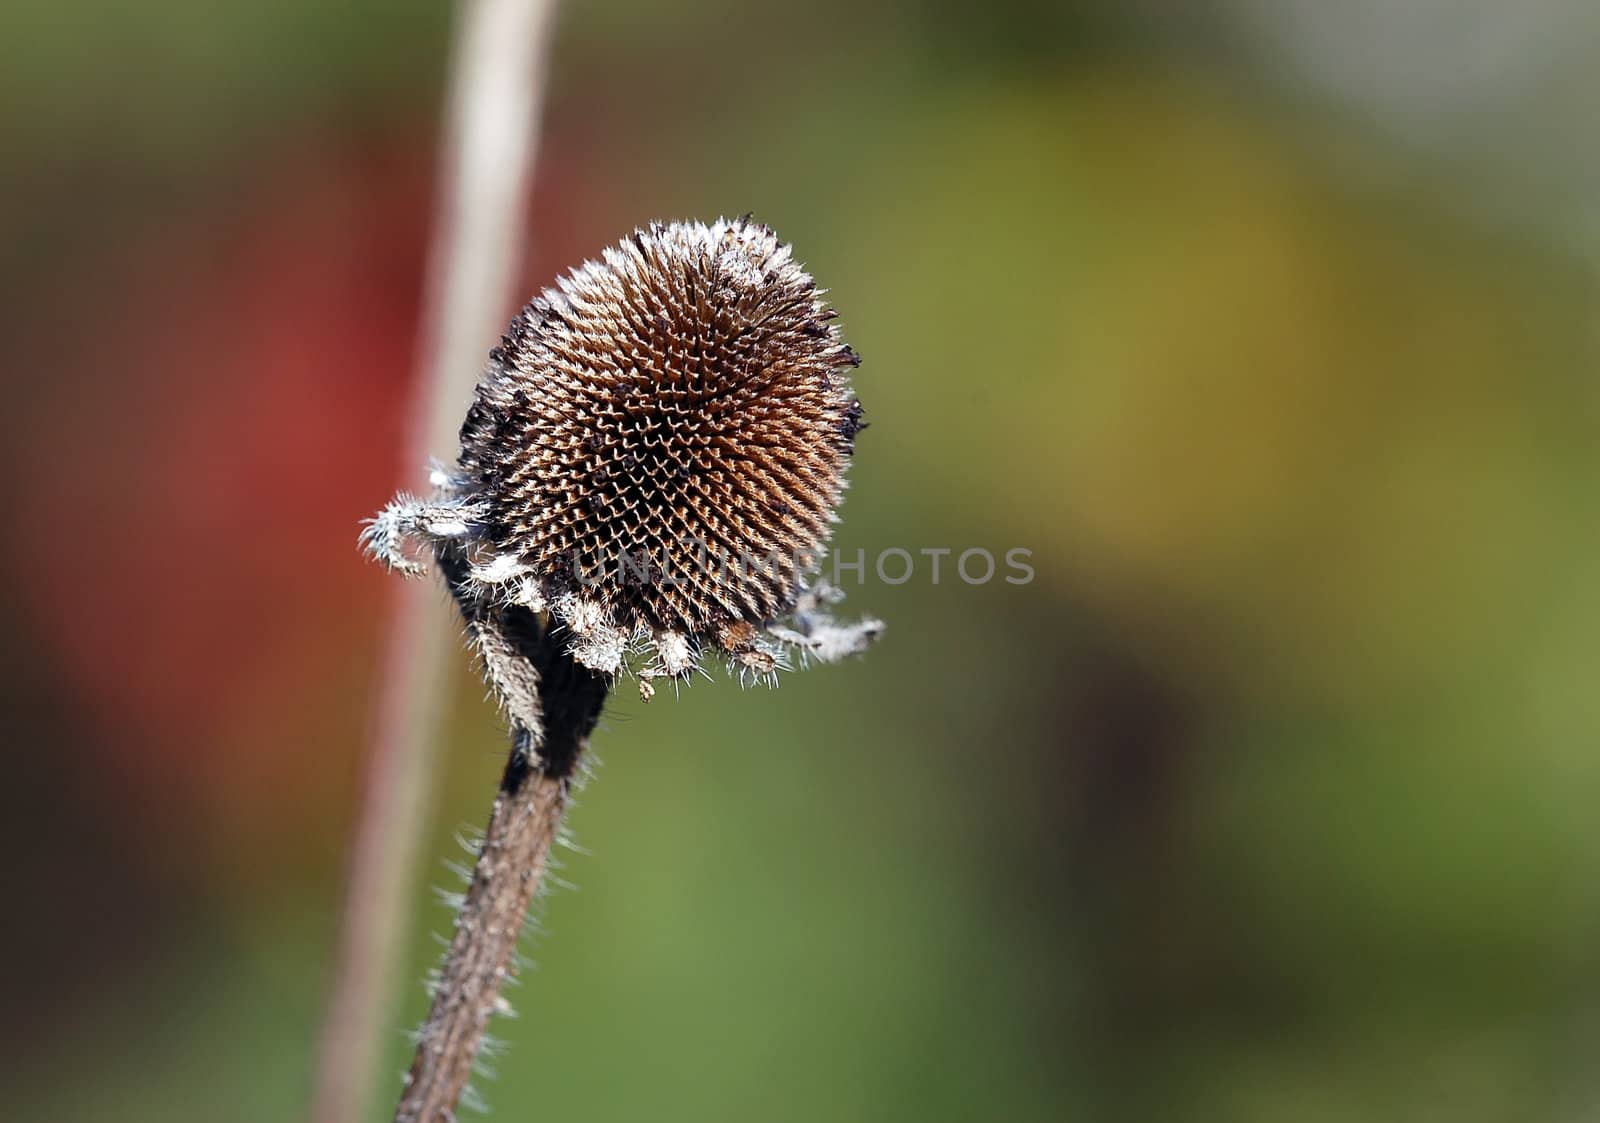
[365,217,882,698]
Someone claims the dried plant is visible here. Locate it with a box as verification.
[364,216,881,1120]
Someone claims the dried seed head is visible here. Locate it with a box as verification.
[438,216,880,688]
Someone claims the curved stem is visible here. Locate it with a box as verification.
[395,764,568,1123]
[397,558,609,1121]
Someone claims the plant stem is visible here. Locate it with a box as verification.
[397,555,609,1122]
[310,2,558,1121]
[398,766,569,1123]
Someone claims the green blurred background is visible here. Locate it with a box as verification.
[4,2,1599,1120]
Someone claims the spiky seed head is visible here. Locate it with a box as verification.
[453,217,869,683]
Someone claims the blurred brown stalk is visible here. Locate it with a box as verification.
[309,2,559,1121]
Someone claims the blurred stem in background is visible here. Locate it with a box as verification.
[309,2,558,1121]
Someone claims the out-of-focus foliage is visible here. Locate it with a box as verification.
[2,3,1596,1122]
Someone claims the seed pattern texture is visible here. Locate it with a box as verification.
[443,217,874,686]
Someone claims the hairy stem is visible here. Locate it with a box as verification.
[391,553,609,1122]
[393,761,568,1123]
[310,2,559,1121]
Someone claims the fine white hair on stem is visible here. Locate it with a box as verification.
[308,3,560,1123]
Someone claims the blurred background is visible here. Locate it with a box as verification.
[4,1,1599,1120]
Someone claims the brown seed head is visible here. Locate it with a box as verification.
[453,217,868,681]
